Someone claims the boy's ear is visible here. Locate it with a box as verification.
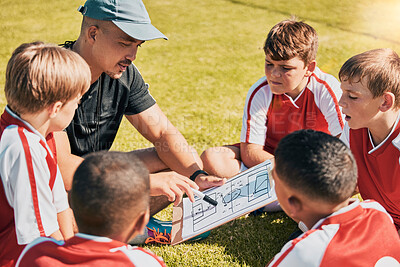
[287,195,303,219]
[304,60,317,77]
[379,92,395,112]
[132,208,150,237]
[48,101,63,119]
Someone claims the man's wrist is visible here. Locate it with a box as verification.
[190,170,208,182]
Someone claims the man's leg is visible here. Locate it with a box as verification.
[129,147,172,215]
[128,147,173,245]
[201,145,241,178]
[129,147,168,173]
[149,195,170,217]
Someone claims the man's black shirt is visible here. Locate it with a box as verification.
[62,41,156,156]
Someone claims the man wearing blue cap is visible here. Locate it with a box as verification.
[55,0,225,244]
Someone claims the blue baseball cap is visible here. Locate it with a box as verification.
[78,0,168,41]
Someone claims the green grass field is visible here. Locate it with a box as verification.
[1,0,400,266]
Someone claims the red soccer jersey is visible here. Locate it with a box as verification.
[340,118,400,230]
[0,107,62,267]
[241,67,344,154]
[268,200,400,267]
[16,234,167,267]
[0,180,23,267]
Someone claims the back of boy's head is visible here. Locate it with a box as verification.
[274,130,357,204]
[339,48,400,107]
[70,151,150,236]
[264,18,318,66]
[5,41,91,115]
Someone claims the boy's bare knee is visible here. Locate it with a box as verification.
[201,147,221,167]
[201,147,237,177]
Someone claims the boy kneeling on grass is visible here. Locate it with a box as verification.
[17,151,166,266]
[268,130,400,267]
[0,42,90,266]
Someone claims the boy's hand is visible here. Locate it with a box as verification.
[195,174,226,191]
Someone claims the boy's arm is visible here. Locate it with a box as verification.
[239,78,272,168]
[53,131,84,192]
[56,208,74,240]
[240,142,274,168]
[2,128,67,244]
[49,230,63,240]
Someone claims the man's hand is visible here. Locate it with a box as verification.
[149,171,199,206]
[195,174,226,191]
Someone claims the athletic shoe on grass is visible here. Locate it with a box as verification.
[129,217,210,245]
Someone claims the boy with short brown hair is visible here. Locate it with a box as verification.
[338,48,400,233]
[268,130,400,266]
[0,41,91,266]
[201,19,344,205]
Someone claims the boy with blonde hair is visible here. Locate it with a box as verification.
[202,19,344,178]
[268,130,400,266]
[0,42,91,266]
[339,48,400,234]
[17,151,166,266]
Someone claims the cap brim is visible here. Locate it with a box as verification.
[113,21,168,41]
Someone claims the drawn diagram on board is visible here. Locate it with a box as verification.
[176,160,276,241]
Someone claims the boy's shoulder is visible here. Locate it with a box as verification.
[245,76,272,103]
[18,235,166,267]
[307,67,341,93]
[269,200,400,267]
[118,245,166,266]
[1,125,42,150]
[0,125,47,172]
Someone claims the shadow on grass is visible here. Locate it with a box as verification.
[199,211,297,267]
[224,0,400,45]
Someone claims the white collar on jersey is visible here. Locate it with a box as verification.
[308,198,361,231]
[368,112,400,153]
[75,233,113,243]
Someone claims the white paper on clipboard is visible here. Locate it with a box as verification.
[171,160,276,245]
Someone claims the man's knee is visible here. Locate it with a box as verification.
[129,148,168,173]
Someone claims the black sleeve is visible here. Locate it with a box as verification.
[124,64,156,115]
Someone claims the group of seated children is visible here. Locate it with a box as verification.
[0,17,399,266]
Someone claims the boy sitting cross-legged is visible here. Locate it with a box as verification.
[339,48,400,235]
[201,19,343,178]
[201,18,344,211]
[0,42,91,266]
[268,130,400,267]
[16,151,166,266]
